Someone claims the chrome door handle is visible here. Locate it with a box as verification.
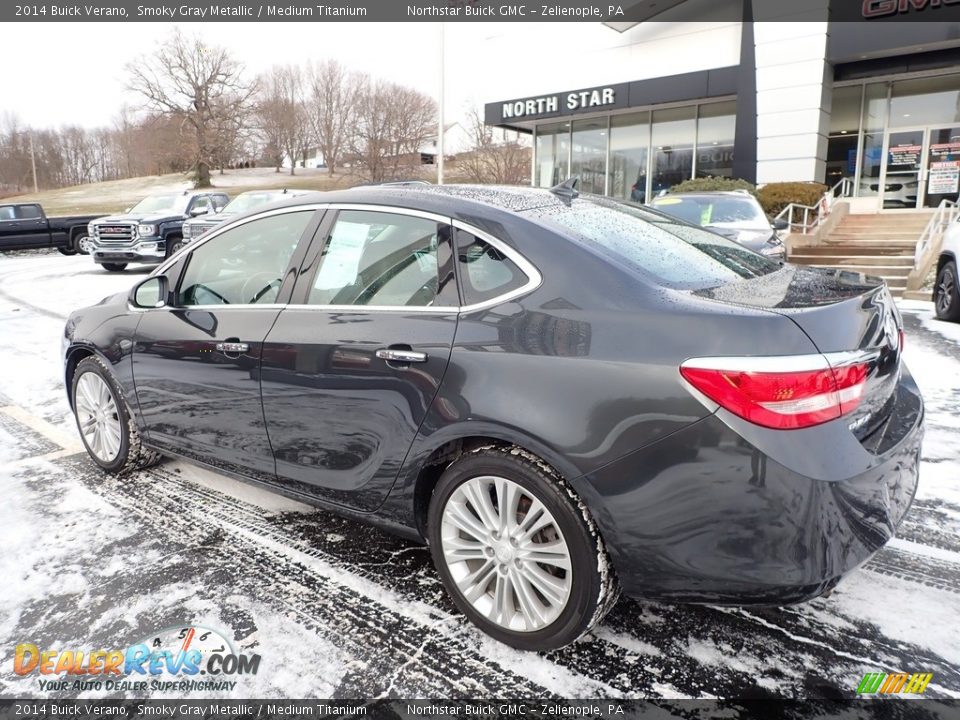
[376,348,428,363]
[216,342,249,353]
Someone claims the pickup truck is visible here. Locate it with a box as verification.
[89,190,229,271]
[0,202,102,255]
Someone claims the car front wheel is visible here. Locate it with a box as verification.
[71,356,161,474]
[428,446,619,651]
[101,263,127,272]
[166,236,184,258]
[935,260,960,322]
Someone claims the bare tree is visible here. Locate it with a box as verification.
[256,65,311,175]
[350,77,436,183]
[126,29,256,188]
[305,59,358,176]
[458,108,530,185]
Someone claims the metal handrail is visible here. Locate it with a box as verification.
[914,198,957,266]
[773,178,854,236]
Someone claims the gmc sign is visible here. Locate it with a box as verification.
[863,0,960,17]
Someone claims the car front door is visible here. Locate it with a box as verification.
[259,206,459,510]
[131,207,322,481]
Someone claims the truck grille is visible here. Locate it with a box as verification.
[95,224,136,245]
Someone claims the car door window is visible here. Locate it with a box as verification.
[307,210,455,307]
[16,205,42,220]
[190,196,211,216]
[213,195,229,211]
[177,211,314,306]
[0,207,14,221]
[454,229,529,305]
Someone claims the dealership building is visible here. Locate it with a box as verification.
[483,1,960,210]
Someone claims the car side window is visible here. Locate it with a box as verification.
[191,196,211,215]
[177,211,313,306]
[0,206,14,221]
[307,210,455,307]
[213,195,229,211]
[454,229,529,305]
[16,204,42,220]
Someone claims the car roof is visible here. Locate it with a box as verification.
[260,184,572,220]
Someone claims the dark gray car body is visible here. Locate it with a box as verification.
[63,186,923,605]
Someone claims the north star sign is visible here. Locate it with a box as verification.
[502,87,620,120]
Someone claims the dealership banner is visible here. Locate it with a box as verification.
[2,700,960,719]
[5,0,960,22]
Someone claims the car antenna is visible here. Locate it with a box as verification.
[550,177,580,199]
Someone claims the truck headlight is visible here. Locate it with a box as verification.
[182,224,192,239]
[137,224,156,236]
[87,223,95,235]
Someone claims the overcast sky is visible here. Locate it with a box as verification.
[2,22,625,129]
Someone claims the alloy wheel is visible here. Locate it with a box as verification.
[78,236,94,254]
[74,372,122,462]
[440,475,573,633]
[936,267,955,316]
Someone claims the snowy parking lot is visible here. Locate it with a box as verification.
[1,251,959,700]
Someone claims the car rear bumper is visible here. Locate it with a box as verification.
[582,366,923,605]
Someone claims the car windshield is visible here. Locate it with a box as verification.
[222,192,286,214]
[652,195,771,231]
[530,197,779,289]
[130,194,190,215]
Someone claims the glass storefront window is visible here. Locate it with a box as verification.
[651,107,695,196]
[858,82,889,198]
[890,75,960,128]
[826,85,862,188]
[571,119,607,195]
[695,101,735,178]
[535,122,570,188]
[609,113,649,203]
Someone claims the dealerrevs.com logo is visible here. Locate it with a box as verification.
[863,0,960,17]
[13,625,261,693]
[856,672,934,695]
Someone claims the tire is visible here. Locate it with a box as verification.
[934,260,960,322]
[165,235,184,258]
[427,445,619,651]
[74,233,93,255]
[102,263,127,272]
[71,355,162,474]
[57,246,77,256]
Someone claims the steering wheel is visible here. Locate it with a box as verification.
[242,272,282,304]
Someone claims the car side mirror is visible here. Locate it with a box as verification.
[131,275,169,309]
[772,218,789,231]
[190,207,209,217]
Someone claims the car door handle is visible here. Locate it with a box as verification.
[216,341,249,353]
[376,348,428,363]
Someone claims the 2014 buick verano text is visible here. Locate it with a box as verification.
[63,185,923,650]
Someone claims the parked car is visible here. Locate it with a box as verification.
[0,202,101,255]
[650,190,787,260]
[181,189,310,245]
[62,184,922,651]
[88,190,229,271]
[935,215,960,322]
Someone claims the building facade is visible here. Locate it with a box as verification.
[484,2,960,211]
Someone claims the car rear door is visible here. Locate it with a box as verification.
[131,206,323,481]
[259,205,459,511]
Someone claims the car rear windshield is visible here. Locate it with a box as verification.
[529,197,780,288]
[651,195,770,230]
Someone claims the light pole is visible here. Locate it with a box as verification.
[29,132,39,194]
[437,22,445,185]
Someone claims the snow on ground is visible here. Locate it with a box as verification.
[1,250,959,700]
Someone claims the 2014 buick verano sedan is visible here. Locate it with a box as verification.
[63,184,923,651]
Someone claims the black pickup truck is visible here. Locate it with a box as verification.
[0,202,102,255]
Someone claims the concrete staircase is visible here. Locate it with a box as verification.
[788,212,931,297]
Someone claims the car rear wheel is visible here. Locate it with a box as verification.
[428,446,619,651]
[71,356,161,474]
[102,263,127,272]
[75,233,93,255]
[165,236,184,258]
[57,246,77,256]
[934,260,960,322]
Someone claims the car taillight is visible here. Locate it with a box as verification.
[680,360,870,430]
